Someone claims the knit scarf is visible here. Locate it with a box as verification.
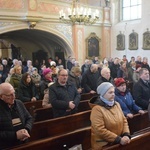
[100,96,114,107]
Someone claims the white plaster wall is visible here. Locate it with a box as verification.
[111,0,150,63]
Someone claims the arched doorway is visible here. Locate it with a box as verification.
[0,29,73,62]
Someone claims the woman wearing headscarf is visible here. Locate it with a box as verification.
[89,82,131,150]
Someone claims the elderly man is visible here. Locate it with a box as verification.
[133,68,150,110]
[81,64,100,93]
[97,67,114,87]
[0,83,33,149]
[49,69,80,118]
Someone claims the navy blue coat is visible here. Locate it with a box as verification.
[49,81,80,118]
[115,88,141,116]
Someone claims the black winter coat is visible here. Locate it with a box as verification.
[18,80,39,102]
[81,69,100,93]
[133,78,150,110]
[0,99,33,149]
[49,81,80,118]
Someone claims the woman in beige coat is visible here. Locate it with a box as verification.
[89,82,131,150]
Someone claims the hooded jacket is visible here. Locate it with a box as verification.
[89,96,130,150]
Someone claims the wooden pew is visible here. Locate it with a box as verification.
[24,100,42,110]
[11,127,91,150]
[32,109,149,142]
[24,94,93,117]
[80,93,98,101]
[10,126,150,150]
[78,100,91,112]
[24,93,95,113]
[103,129,150,150]
[9,111,150,150]
[127,111,150,134]
[33,107,53,122]
[24,100,42,115]
[33,100,91,122]
[30,110,91,141]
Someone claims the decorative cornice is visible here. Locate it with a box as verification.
[0,21,22,27]
[0,0,25,10]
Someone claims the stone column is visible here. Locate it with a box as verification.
[72,24,85,65]
[102,6,111,58]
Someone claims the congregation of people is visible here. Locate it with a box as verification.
[0,54,150,149]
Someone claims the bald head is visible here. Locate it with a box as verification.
[0,83,14,95]
[101,67,111,80]
[0,83,15,106]
[90,64,98,73]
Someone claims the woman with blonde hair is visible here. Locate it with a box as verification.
[10,65,22,98]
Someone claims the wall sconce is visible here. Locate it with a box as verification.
[25,16,43,29]
[28,21,37,29]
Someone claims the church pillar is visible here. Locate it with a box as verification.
[102,7,111,59]
[72,25,85,65]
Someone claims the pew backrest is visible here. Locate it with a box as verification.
[127,111,150,134]
[30,110,91,141]
[80,93,98,101]
[103,129,150,150]
[11,127,91,150]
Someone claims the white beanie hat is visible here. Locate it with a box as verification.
[97,82,113,97]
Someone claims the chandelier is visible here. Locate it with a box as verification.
[59,0,99,25]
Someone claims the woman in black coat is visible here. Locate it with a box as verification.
[18,72,39,102]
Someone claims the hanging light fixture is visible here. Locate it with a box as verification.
[59,0,99,25]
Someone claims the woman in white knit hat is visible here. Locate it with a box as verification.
[89,82,131,150]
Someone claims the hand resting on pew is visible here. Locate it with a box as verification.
[120,136,131,145]
[16,129,30,141]
[127,110,145,119]
[138,109,145,115]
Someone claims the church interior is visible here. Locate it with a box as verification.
[0,0,149,65]
[1,1,150,150]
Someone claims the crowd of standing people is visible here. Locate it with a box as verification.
[0,54,150,149]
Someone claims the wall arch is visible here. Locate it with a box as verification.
[0,21,74,59]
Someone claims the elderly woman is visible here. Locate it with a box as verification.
[89,82,131,150]
[114,78,145,118]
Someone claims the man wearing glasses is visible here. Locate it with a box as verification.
[49,69,81,118]
[0,83,33,149]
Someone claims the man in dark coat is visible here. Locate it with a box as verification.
[133,68,150,110]
[0,83,33,149]
[109,57,120,79]
[97,67,114,87]
[49,69,80,118]
[81,64,100,93]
